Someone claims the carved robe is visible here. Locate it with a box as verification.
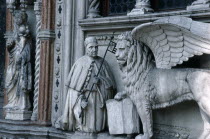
[4,37,32,111]
[62,55,115,132]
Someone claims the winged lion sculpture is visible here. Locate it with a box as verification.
[114,16,210,139]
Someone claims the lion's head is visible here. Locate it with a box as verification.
[115,31,155,96]
[115,32,136,69]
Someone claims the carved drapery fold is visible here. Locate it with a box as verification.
[87,0,101,18]
[187,0,210,10]
[127,0,153,15]
[31,1,42,121]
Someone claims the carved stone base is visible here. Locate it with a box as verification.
[127,7,153,15]
[106,98,140,135]
[187,2,210,10]
[87,9,101,18]
[5,110,32,120]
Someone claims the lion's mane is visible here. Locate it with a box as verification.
[118,31,155,136]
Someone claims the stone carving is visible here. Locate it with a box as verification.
[4,11,32,120]
[127,0,153,16]
[115,16,210,139]
[31,1,42,121]
[106,98,140,135]
[87,0,100,18]
[56,37,115,133]
[187,0,210,10]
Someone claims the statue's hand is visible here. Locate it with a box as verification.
[114,91,127,101]
[81,99,88,109]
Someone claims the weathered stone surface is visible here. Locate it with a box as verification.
[106,98,140,135]
[187,0,210,10]
[5,110,32,120]
[127,0,153,16]
[116,27,210,138]
[4,11,33,120]
[56,37,115,133]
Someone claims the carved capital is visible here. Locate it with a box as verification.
[34,1,42,16]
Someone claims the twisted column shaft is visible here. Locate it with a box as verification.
[31,1,42,121]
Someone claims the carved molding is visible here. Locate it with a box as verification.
[79,9,210,31]
[39,30,56,40]
[31,1,42,121]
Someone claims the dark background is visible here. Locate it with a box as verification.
[0,0,6,118]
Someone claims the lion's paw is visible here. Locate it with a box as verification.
[135,134,150,139]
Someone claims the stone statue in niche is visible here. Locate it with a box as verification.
[56,37,115,133]
[115,16,210,139]
[4,11,32,120]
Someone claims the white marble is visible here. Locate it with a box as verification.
[187,0,210,10]
[5,110,32,121]
[127,0,153,16]
[106,98,140,135]
[115,22,210,138]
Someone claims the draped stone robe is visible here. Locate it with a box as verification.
[4,37,32,111]
[62,55,115,132]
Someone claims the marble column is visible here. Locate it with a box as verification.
[31,0,42,121]
[87,0,101,18]
[187,0,210,10]
[127,0,153,16]
[38,0,55,125]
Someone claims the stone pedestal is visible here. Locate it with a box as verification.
[106,98,140,135]
[87,0,101,18]
[127,0,153,16]
[87,9,100,18]
[5,110,32,120]
[187,0,210,10]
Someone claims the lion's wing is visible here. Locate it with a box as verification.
[132,16,210,69]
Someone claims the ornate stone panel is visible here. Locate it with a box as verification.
[51,0,64,126]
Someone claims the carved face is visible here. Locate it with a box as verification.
[115,40,130,67]
[86,43,98,58]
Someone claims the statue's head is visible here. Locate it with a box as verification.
[85,37,98,58]
[115,32,134,67]
[15,11,28,26]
